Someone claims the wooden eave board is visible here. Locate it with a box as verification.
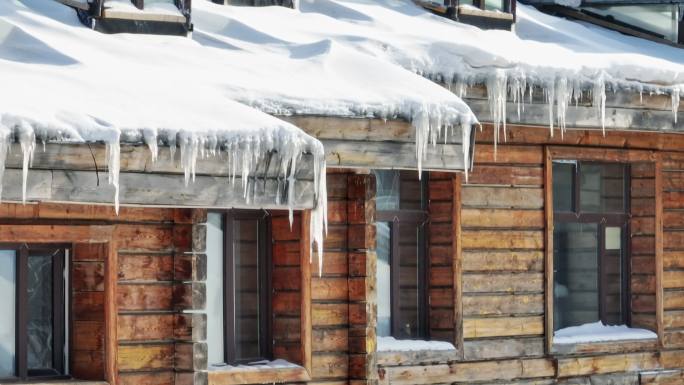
[1,143,316,209]
[282,116,470,171]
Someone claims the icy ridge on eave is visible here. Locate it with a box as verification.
[0,111,329,270]
[287,0,684,139]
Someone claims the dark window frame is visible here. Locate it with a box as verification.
[375,171,430,339]
[552,161,631,330]
[0,243,69,383]
[218,210,273,365]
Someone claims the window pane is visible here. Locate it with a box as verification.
[553,162,574,212]
[206,213,225,365]
[554,222,599,330]
[374,170,400,211]
[582,5,677,42]
[27,254,54,371]
[234,218,261,361]
[376,222,392,337]
[0,250,16,377]
[396,222,422,339]
[485,0,504,11]
[602,226,623,325]
[580,163,625,213]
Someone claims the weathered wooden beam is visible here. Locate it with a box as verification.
[6,143,315,179]
[477,124,684,152]
[466,99,683,131]
[0,169,315,210]
[321,139,466,171]
[462,82,684,112]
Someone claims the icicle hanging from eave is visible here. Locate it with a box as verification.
[672,86,681,124]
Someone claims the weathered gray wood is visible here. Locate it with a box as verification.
[321,139,466,170]
[282,116,465,145]
[460,82,683,112]
[463,337,544,360]
[377,350,459,366]
[557,373,639,385]
[6,143,315,180]
[0,169,315,210]
[466,99,684,132]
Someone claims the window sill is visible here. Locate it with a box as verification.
[207,362,310,385]
[552,338,658,356]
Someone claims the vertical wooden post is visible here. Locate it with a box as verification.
[104,238,118,385]
[544,147,554,353]
[452,173,464,359]
[655,154,664,348]
[300,209,313,376]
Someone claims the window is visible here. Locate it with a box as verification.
[375,170,429,339]
[552,162,629,331]
[0,245,68,381]
[581,5,679,43]
[206,211,271,365]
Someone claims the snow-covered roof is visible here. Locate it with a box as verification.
[281,0,683,131]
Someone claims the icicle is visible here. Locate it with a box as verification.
[143,128,159,163]
[0,126,10,203]
[412,109,429,175]
[593,75,606,135]
[18,122,35,204]
[106,138,121,214]
[486,71,507,157]
[461,121,471,183]
[179,132,199,186]
[545,79,555,137]
[555,77,572,137]
[671,87,680,124]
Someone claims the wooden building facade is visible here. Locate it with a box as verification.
[3,94,684,385]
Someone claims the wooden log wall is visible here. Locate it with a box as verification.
[305,171,378,385]
[427,172,457,344]
[662,153,684,351]
[71,243,109,380]
[376,126,684,385]
[116,209,206,385]
[0,202,207,385]
[631,162,658,331]
[461,144,546,361]
[271,210,304,365]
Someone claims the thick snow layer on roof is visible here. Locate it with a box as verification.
[554,322,657,344]
[0,0,483,268]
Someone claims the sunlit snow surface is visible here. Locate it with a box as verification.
[554,322,657,344]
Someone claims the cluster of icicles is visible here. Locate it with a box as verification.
[448,70,682,151]
[0,121,328,273]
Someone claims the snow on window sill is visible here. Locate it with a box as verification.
[552,322,658,355]
[377,336,458,366]
[207,359,310,385]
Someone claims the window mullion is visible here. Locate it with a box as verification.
[390,221,400,338]
[16,246,28,380]
[223,213,236,365]
[52,250,65,375]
